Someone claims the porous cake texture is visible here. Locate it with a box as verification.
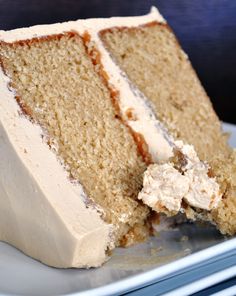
[0,7,235,268]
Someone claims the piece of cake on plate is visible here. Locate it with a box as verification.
[0,7,235,268]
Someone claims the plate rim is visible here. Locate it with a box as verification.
[71,238,236,296]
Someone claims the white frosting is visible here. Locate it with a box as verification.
[0,7,165,43]
[139,163,189,212]
[175,141,221,210]
[139,141,222,213]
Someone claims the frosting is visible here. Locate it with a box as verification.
[139,163,189,212]
[175,141,221,210]
[138,141,222,214]
[0,7,165,43]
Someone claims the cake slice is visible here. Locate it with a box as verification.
[0,7,235,268]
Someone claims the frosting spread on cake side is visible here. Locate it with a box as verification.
[0,70,113,268]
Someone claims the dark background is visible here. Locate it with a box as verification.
[0,0,235,123]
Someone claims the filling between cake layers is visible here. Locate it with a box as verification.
[0,32,151,246]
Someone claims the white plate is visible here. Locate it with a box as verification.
[0,122,235,296]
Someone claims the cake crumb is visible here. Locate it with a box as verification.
[180,235,188,242]
[151,246,163,256]
[125,107,137,121]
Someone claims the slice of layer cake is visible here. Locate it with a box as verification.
[0,7,235,268]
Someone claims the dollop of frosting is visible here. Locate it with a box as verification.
[138,141,222,214]
[139,163,188,212]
